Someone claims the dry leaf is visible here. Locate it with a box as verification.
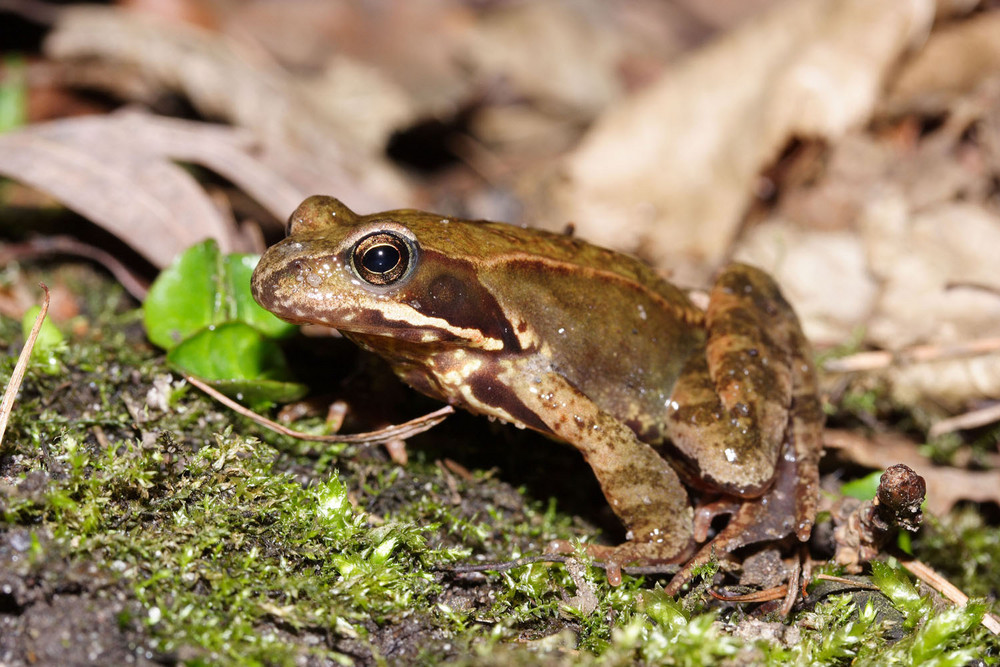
[531,0,934,283]
[862,198,1000,406]
[734,222,877,345]
[825,430,1000,516]
[462,3,627,114]
[0,111,331,268]
[734,17,1000,407]
[226,0,475,113]
[886,11,1000,115]
[0,112,246,268]
[863,200,1000,347]
[45,4,412,212]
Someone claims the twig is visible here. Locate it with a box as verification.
[824,336,1000,373]
[0,236,150,299]
[0,283,49,449]
[183,373,453,446]
[893,550,1000,635]
[708,585,788,603]
[443,552,681,578]
[446,554,574,574]
[0,0,61,24]
[813,573,879,589]
[928,402,1000,438]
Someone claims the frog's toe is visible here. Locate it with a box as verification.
[589,541,696,586]
[546,538,694,585]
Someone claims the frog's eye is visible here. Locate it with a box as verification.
[351,231,414,285]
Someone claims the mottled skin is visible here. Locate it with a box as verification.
[251,196,824,588]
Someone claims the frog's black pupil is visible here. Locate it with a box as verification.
[353,231,413,285]
[362,244,401,274]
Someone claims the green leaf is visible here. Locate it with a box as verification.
[840,470,883,500]
[21,305,65,374]
[224,254,296,339]
[871,560,924,623]
[0,55,28,133]
[143,242,308,405]
[144,240,225,349]
[144,242,297,351]
[21,305,65,351]
[166,322,307,406]
[640,588,688,632]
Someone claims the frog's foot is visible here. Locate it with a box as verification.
[547,538,695,586]
[664,501,767,594]
[706,550,807,615]
[693,498,741,542]
[665,482,809,597]
[668,424,818,596]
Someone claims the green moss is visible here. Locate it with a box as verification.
[2,263,998,664]
[916,507,1000,598]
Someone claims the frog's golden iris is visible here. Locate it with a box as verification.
[351,231,413,285]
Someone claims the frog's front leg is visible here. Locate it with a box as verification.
[504,365,695,583]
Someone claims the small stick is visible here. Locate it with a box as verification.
[894,551,1000,635]
[0,236,149,299]
[813,573,879,589]
[928,402,1000,438]
[824,336,1000,373]
[708,585,788,603]
[0,284,49,449]
[183,373,453,446]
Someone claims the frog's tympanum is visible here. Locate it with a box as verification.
[251,196,824,590]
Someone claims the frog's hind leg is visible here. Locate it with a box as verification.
[664,264,796,500]
[663,443,803,595]
[663,263,823,594]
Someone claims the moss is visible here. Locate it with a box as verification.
[1,262,998,664]
[916,506,1000,599]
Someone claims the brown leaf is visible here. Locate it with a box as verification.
[0,113,238,267]
[44,4,412,212]
[886,11,1000,115]
[0,112,301,268]
[532,0,935,283]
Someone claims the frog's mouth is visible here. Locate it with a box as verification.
[329,306,502,349]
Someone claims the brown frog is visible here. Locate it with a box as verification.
[251,196,823,589]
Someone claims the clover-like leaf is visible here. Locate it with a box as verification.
[167,322,306,407]
[224,253,296,340]
[144,240,295,349]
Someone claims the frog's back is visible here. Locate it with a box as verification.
[379,209,693,306]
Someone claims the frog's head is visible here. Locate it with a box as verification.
[251,196,519,351]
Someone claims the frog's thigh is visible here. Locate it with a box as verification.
[787,321,824,540]
[668,264,796,496]
[508,369,693,556]
[719,263,823,539]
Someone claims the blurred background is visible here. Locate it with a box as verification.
[1,0,1000,662]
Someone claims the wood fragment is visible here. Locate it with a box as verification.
[928,402,1000,437]
[0,284,50,449]
[183,373,452,447]
[824,336,1000,373]
[896,552,1000,635]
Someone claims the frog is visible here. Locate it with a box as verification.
[251,195,824,590]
